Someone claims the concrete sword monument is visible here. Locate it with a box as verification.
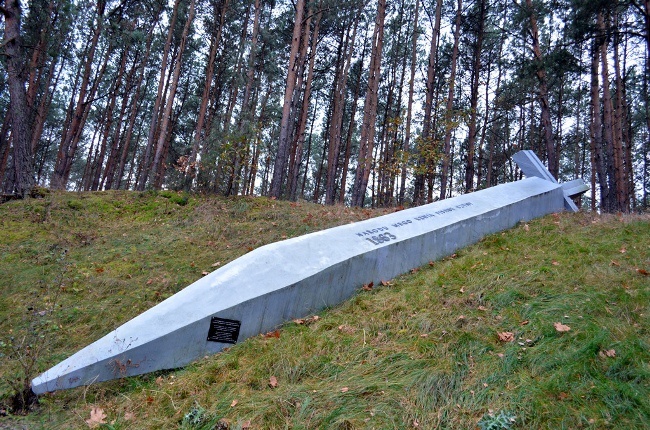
[31,151,587,394]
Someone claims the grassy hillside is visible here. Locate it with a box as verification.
[0,191,648,429]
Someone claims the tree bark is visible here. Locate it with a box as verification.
[270,0,305,198]
[51,0,107,190]
[351,0,386,207]
[186,0,230,187]
[290,9,321,201]
[599,12,619,212]
[151,0,196,189]
[136,0,181,190]
[465,0,486,193]
[324,11,358,204]
[400,0,419,205]
[2,0,35,196]
[589,22,609,211]
[523,0,557,178]
[413,0,442,205]
[439,0,462,200]
[114,8,161,189]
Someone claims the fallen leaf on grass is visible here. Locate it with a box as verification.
[269,376,278,388]
[264,330,280,338]
[294,315,320,325]
[636,268,649,276]
[124,412,135,421]
[498,332,515,342]
[340,387,349,393]
[610,260,621,267]
[380,280,393,286]
[554,322,571,332]
[211,261,222,267]
[520,320,529,326]
[230,399,238,407]
[599,349,616,358]
[242,420,252,429]
[362,282,374,291]
[338,325,355,334]
[85,407,107,428]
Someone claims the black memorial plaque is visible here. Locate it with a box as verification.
[207,317,241,344]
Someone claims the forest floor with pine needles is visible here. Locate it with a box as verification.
[0,191,648,429]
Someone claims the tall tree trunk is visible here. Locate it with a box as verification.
[51,0,106,190]
[413,0,442,205]
[589,25,609,211]
[612,10,629,211]
[338,59,365,204]
[227,0,262,196]
[324,12,358,204]
[90,49,127,191]
[0,111,11,187]
[523,0,556,178]
[400,0,419,205]
[151,0,196,189]
[186,0,229,187]
[137,0,181,190]
[102,51,137,190]
[270,0,305,198]
[351,0,386,207]
[29,50,59,155]
[465,0,486,193]
[439,0,462,200]
[1,0,34,196]
[599,12,619,212]
[290,9,321,201]
[114,9,161,189]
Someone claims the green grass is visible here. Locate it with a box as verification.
[0,192,648,429]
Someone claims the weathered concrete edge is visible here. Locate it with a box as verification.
[31,184,564,394]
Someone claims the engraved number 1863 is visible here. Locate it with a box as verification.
[365,232,397,246]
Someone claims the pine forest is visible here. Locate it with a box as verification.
[1,0,649,212]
